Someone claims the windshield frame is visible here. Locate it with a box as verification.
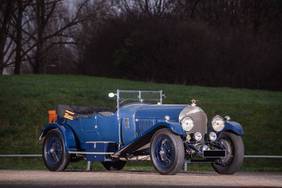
[116,89,165,106]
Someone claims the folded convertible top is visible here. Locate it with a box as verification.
[56,104,112,118]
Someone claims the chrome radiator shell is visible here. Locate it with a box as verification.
[179,106,208,136]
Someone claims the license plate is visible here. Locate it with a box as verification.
[204,150,225,158]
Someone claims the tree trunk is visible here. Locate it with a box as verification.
[34,42,42,74]
[0,1,14,75]
[33,0,45,74]
[0,37,6,75]
[14,0,23,75]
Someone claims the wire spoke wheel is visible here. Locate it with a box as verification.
[155,137,175,169]
[150,128,184,175]
[47,136,63,164]
[212,132,244,174]
[216,138,234,167]
[43,129,70,171]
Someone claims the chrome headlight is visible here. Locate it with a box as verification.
[181,117,194,132]
[209,132,217,141]
[211,115,225,132]
[194,132,202,141]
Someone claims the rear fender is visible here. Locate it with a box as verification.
[223,121,244,136]
[39,123,77,151]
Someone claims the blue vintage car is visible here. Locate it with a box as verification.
[40,90,244,175]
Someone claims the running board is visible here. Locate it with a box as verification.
[69,141,117,156]
[69,151,114,155]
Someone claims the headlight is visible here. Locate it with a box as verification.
[194,132,202,141]
[181,117,194,132]
[209,132,217,141]
[211,115,225,132]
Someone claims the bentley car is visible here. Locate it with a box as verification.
[40,90,244,175]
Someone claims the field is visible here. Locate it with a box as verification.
[0,75,282,171]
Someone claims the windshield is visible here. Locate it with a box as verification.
[116,90,165,106]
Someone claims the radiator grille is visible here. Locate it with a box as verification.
[189,111,208,134]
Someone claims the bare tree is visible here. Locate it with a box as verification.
[27,0,89,73]
[117,0,175,17]
[14,0,24,74]
[0,0,89,74]
[0,0,16,74]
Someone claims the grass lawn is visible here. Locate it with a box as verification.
[0,75,282,171]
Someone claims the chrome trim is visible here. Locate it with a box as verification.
[115,90,164,106]
[117,89,121,149]
[179,106,205,122]
[68,151,114,155]
[185,108,203,116]
[85,141,116,144]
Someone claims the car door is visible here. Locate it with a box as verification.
[79,116,100,142]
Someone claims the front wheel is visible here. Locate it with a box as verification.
[212,132,244,174]
[101,160,126,170]
[42,129,70,171]
[150,128,185,175]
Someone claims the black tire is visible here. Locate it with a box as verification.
[42,129,70,171]
[212,131,244,174]
[102,160,126,170]
[150,128,185,175]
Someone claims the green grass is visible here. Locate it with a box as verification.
[0,75,282,171]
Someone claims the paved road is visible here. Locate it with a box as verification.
[0,170,281,188]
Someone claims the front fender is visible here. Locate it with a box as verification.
[153,121,186,138]
[113,120,185,157]
[223,121,244,136]
[39,123,77,151]
[131,120,186,141]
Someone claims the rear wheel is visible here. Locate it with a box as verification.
[150,128,185,175]
[42,129,70,171]
[212,132,244,174]
[102,160,126,170]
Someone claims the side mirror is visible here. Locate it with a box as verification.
[108,92,116,98]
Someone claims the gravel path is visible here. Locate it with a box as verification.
[0,170,281,187]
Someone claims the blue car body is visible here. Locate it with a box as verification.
[40,90,243,163]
